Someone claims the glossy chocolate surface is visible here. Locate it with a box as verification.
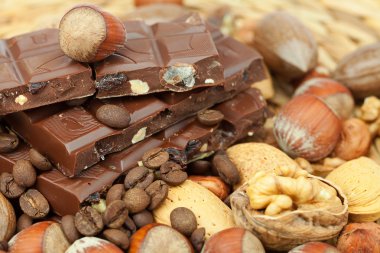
[5,28,265,177]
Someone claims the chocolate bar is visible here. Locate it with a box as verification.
[0,29,94,115]
[0,87,266,215]
[0,16,224,115]
[6,29,265,177]
[94,17,224,97]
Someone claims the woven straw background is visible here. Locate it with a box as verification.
[1,0,380,69]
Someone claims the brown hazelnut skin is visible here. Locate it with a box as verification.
[201,227,265,253]
[273,94,342,161]
[129,223,194,253]
[294,77,354,119]
[289,242,340,253]
[59,5,126,63]
[134,0,183,6]
[337,222,380,253]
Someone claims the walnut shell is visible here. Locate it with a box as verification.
[230,176,348,251]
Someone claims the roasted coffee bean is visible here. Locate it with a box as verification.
[16,214,33,232]
[170,207,197,236]
[124,216,137,234]
[106,184,125,205]
[0,133,19,153]
[142,148,169,169]
[191,227,205,252]
[103,200,129,229]
[29,149,52,171]
[124,166,154,190]
[96,104,131,129]
[103,229,130,250]
[188,160,211,175]
[212,152,240,185]
[123,188,150,213]
[0,172,25,198]
[160,161,187,186]
[19,189,49,218]
[145,180,168,210]
[132,210,154,228]
[0,241,8,251]
[61,215,81,243]
[75,206,104,236]
[197,109,224,126]
[12,160,36,188]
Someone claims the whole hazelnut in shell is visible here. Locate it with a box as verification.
[273,94,342,161]
[59,5,126,63]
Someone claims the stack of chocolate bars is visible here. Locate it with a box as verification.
[0,14,268,216]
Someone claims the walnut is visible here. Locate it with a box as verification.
[230,167,348,251]
[359,96,380,122]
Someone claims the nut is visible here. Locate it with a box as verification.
[15,95,27,105]
[230,172,348,251]
[254,11,318,80]
[160,63,197,91]
[201,227,265,253]
[333,118,371,160]
[8,221,70,253]
[334,42,380,99]
[359,96,380,122]
[188,175,229,200]
[59,5,126,62]
[129,223,193,253]
[289,242,339,253]
[337,222,380,253]
[0,192,16,241]
[153,180,235,238]
[326,157,380,222]
[132,127,147,144]
[294,77,354,119]
[273,94,342,161]
[130,80,150,95]
[134,0,183,7]
[65,237,123,253]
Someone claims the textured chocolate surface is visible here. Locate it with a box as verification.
[6,30,265,177]
[0,29,95,115]
[95,17,224,97]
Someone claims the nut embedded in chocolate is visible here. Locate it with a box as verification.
[160,63,197,91]
[59,5,126,63]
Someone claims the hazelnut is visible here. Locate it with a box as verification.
[254,11,318,80]
[0,192,16,241]
[333,118,371,160]
[337,222,380,253]
[289,242,339,252]
[134,0,183,7]
[188,176,230,200]
[59,5,126,62]
[66,237,123,253]
[8,221,70,253]
[273,94,342,161]
[294,77,354,119]
[201,227,265,253]
[129,223,193,253]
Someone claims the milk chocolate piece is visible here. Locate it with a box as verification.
[95,16,224,97]
[36,87,267,215]
[0,29,95,115]
[6,30,265,177]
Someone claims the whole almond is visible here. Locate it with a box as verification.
[0,192,16,241]
[254,11,318,80]
[334,42,380,98]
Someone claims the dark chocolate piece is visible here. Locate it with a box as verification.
[0,29,95,115]
[6,29,265,177]
[95,16,224,97]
